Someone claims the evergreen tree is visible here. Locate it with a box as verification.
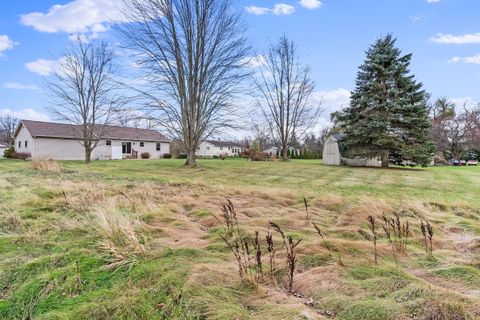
[339,35,435,167]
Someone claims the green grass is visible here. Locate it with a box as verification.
[1,158,480,319]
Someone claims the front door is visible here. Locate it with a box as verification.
[122,142,132,154]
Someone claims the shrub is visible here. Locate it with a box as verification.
[11,152,31,160]
[162,153,172,159]
[177,153,187,159]
[3,146,14,158]
[31,159,62,173]
[219,153,227,160]
[141,152,150,159]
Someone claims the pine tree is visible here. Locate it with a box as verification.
[339,35,435,167]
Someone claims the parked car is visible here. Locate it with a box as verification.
[450,159,461,166]
[460,160,467,166]
[467,159,478,166]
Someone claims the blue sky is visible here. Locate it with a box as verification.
[0,0,479,124]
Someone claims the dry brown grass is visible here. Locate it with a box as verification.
[31,159,62,173]
[91,203,147,270]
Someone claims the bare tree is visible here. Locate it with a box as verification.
[0,115,19,146]
[429,97,456,158]
[119,0,250,167]
[254,35,321,161]
[46,37,124,163]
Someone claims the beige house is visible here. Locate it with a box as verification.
[14,120,170,160]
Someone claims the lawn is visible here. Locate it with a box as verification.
[0,158,479,319]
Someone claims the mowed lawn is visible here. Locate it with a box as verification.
[58,158,480,206]
[1,158,480,319]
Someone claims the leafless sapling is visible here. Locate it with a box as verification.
[46,37,125,163]
[253,35,321,161]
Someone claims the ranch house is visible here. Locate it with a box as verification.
[196,140,245,157]
[14,120,170,161]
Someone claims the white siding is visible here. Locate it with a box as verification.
[31,138,170,161]
[14,126,34,156]
[197,142,243,157]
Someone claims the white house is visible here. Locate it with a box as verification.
[323,134,381,167]
[263,146,300,157]
[13,120,170,160]
[0,144,8,158]
[196,140,245,157]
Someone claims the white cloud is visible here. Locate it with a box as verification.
[25,58,63,76]
[450,97,478,110]
[299,0,322,10]
[312,88,351,109]
[0,35,17,54]
[0,109,50,121]
[410,14,426,22]
[245,3,295,16]
[426,0,441,3]
[20,0,129,38]
[431,33,480,44]
[4,82,38,91]
[449,54,480,64]
[311,88,351,125]
[273,4,295,15]
[245,6,270,15]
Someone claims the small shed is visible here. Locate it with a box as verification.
[322,134,381,167]
[323,134,341,165]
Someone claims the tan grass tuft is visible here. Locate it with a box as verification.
[91,204,147,271]
[31,159,62,173]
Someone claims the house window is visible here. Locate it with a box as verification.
[156,143,161,151]
[106,140,111,146]
[140,142,144,147]
[18,141,21,148]
[206,146,210,150]
[220,147,223,150]
[122,142,132,154]
[25,141,28,148]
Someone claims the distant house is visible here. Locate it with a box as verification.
[263,145,300,157]
[13,120,170,160]
[0,143,8,158]
[196,140,245,157]
[323,134,381,167]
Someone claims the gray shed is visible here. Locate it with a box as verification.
[322,134,381,167]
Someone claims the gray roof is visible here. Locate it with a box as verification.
[17,120,170,142]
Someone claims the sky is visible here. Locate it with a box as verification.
[0,0,479,128]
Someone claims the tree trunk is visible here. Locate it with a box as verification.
[185,147,197,167]
[85,148,92,164]
[381,151,389,168]
[282,142,289,161]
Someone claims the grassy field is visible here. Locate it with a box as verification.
[1,158,480,319]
